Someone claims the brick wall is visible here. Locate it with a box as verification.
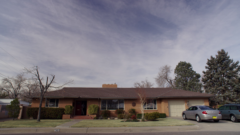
[31,98,46,107]
[59,99,73,108]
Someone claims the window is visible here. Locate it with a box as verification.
[46,99,59,107]
[101,99,124,110]
[188,107,193,110]
[192,106,198,110]
[144,99,157,110]
[230,106,238,110]
[225,106,230,110]
[199,106,214,110]
[218,106,225,110]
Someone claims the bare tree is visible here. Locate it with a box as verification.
[25,66,72,122]
[136,88,147,121]
[0,74,26,99]
[134,79,154,88]
[21,79,40,102]
[155,65,175,88]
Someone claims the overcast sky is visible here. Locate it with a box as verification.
[0,0,240,87]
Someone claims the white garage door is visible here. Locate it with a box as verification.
[189,99,204,106]
[168,100,185,117]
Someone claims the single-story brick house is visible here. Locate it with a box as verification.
[31,84,213,118]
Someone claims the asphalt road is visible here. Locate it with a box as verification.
[1,131,240,135]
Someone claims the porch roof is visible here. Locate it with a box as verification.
[32,87,213,99]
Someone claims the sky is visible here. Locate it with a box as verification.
[0,0,240,88]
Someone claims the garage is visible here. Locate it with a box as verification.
[188,99,204,106]
[168,100,185,117]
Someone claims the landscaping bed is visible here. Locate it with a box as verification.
[0,119,70,128]
[71,118,193,127]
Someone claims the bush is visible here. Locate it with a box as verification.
[145,113,158,121]
[152,112,160,118]
[117,114,124,119]
[131,115,136,120]
[101,110,110,118]
[6,98,20,120]
[159,113,166,118]
[115,109,124,115]
[64,105,73,114]
[27,107,65,119]
[128,108,136,115]
[137,113,166,119]
[88,104,99,115]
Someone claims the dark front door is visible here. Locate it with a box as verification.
[75,101,87,115]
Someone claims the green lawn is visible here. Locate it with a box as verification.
[71,118,193,127]
[0,119,70,128]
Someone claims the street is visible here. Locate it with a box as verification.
[1,131,240,135]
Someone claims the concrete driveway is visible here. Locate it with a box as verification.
[170,117,240,132]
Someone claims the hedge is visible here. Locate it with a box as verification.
[88,104,99,115]
[137,112,166,119]
[27,107,65,119]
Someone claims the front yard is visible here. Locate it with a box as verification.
[72,118,193,127]
[0,119,70,128]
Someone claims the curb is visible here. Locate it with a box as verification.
[0,125,199,134]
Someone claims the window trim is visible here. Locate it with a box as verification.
[100,99,125,110]
[144,99,157,110]
[45,98,59,108]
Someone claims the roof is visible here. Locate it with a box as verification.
[0,99,30,106]
[32,87,213,99]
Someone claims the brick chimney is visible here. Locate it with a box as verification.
[102,84,117,88]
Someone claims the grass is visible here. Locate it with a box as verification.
[71,118,193,127]
[0,119,71,128]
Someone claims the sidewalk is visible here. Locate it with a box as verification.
[0,125,199,134]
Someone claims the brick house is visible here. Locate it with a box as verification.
[31,84,213,118]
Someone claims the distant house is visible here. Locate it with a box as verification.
[31,84,213,118]
[0,99,30,119]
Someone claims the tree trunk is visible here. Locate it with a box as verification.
[37,95,43,122]
[141,102,144,121]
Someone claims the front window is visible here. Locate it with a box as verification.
[46,99,59,107]
[144,99,157,110]
[101,99,124,110]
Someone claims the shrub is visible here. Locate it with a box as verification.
[137,113,147,119]
[145,113,158,121]
[138,113,166,119]
[131,115,137,120]
[93,117,97,119]
[159,113,166,118]
[88,105,99,115]
[128,108,136,115]
[6,98,20,120]
[101,110,110,118]
[27,107,65,119]
[117,114,124,119]
[64,105,73,114]
[115,109,124,115]
[152,112,160,118]
[123,113,131,119]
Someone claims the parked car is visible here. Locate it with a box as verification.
[182,106,222,122]
[218,104,240,122]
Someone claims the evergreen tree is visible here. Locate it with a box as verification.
[174,61,202,92]
[6,98,20,120]
[202,49,240,105]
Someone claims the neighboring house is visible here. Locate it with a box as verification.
[31,84,213,117]
[0,99,30,119]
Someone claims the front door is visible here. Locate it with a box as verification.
[75,101,87,115]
